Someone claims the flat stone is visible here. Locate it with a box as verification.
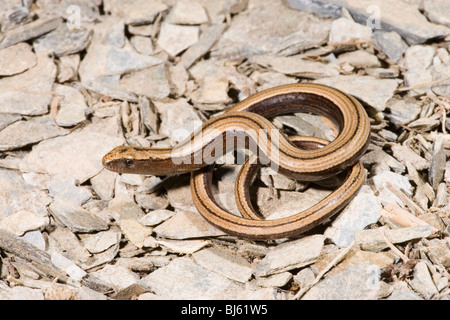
[79,41,164,82]
[118,219,152,249]
[250,55,339,78]
[0,115,70,151]
[103,0,168,25]
[0,169,51,220]
[140,257,244,299]
[254,235,325,276]
[212,0,331,58]
[19,117,124,183]
[192,247,253,283]
[314,75,400,111]
[371,171,413,206]
[157,23,199,57]
[409,261,439,299]
[48,198,109,233]
[423,0,450,28]
[0,52,56,115]
[119,63,171,100]
[90,264,139,291]
[82,229,122,254]
[302,263,380,300]
[391,145,429,171]
[130,35,153,55]
[54,84,88,127]
[90,169,117,201]
[48,227,91,264]
[286,0,450,45]
[156,239,210,255]
[153,210,226,239]
[325,186,382,247]
[154,98,202,144]
[255,272,293,288]
[33,23,92,57]
[168,0,209,25]
[385,97,422,125]
[372,31,408,63]
[35,0,101,23]
[0,210,49,236]
[432,64,450,97]
[0,16,62,49]
[354,225,435,251]
[403,45,436,72]
[328,17,372,43]
[0,42,36,76]
[337,50,381,68]
[139,209,175,226]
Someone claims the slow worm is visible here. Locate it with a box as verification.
[103,83,371,239]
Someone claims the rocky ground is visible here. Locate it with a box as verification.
[0,0,449,300]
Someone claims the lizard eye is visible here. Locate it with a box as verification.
[124,159,134,167]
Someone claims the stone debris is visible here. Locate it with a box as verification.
[0,0,449,301]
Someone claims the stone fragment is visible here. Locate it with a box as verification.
[153,210,226,239]
[19,117,124,183]
[156,239,210,254]
[213,0,331,58]
[0,115,69,151]
[154,98,202,144]
[337,50,381,68]
[328,17,372,43]
[130,35,153,55]
[0,52,56,115]
[385,97,422,125]
[0,42,36,76]
[0,16,62,49]
[302,263,380,300]
[409,261,439,299]
[0,210,49,236]
[157,23,199,57]
[372,31,408,63]
[140,257,246,299]
[314,75,400,111]
[119,64,171,100]
[90,264,139,291]
[103,0,168,25]
[181,23,226,69]
[250,55,339,78]
[33,24,92,56]
[192,247,253,283]
[254,235,325,276]
[325,186,382,247]
[286,0,450,45]
[354,225,435,251]
[0,169,51,220]
[168,0,209,25]
[48,199,109,233]
[82,230,122,254]
[255,272,293,288]
[139,209,175,226]
[422,0,450,28]
[54,84,89,127]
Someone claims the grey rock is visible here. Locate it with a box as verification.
[325,186,382,247]
[0,16,62,49]
[355,225,435,251]
[48,198,109,233]
[286,0,450,45]
[0,115,69,152]
[302,263,380,300]
[33,23,92,56]
[0,52,56,116]
[423,0,450,28]
[409,261,438,299]
[254,235,325,276]
[192,247,253,283]
[212,0,331,58]
[0,42,36,76]
[372,31,408,63]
